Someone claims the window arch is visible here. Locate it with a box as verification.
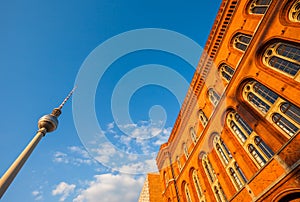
[243,80,300,136]
[248,0,272,14]
[232,33,252,52]
[289,0,300,22]
[208,89,220,106]
[183,143,189,159]
[190,127,197,143]
[226,110,274,168]
[198,110,208,127]
[192,170,205,201]
[263,42,300,78]
[184,183,192,202]
[219,63,235,82]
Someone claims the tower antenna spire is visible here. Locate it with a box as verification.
[58,86,77,110]
[51,86,77,117]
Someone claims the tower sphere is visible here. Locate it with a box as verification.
[38,114,58,132]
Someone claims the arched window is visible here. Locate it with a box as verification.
[214,135,247,191]
[281,102,300,124]
[183,143,189,159]
[214,183,227,202]
[177,156,181,171]
[234,162,248,183]
[289,0,300,22]
[233,34,252,52]
[273,102,300,136]
[248,144,267,167]
[185,183,192,202]
[226,110,274,168]
[214,136,232,166]
[272,113,299,136]
[219,63,235,82]
[214,186,223,202]
[202,154,216,183]
[248,0,272,14]
[198,110,208,127]
[243,81,300,136]
[244,81,278,115]
[208,89,220,106]
[263,42,300,78]
[192,170,205,201]
[217,143,229,165]
[229,167,243,189]
[254,136,274,158]
[227,111,251,144]
[190,127,197,143]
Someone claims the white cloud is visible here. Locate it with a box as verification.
[118,159,157,174]
[154,127,171,146]
[107,122,114,130]
[73,174,144,202]
[32,190,43,201]
[92,142,119,164]
[52,182,76,202]
[53,146,96,166]
[53,152,69,163]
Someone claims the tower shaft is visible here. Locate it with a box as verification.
[0,128,46,198]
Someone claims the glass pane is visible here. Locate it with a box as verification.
[253,83,278,104]
[252,7,267,14]
[280,103,300,124]
[222,71,232,81]
[277,44,300,62]
[240,35,251,44]
[235,162,248,183]
[204,161,215,182]
[236,43,247,51]
[272,113,299,136]
[225,65,235,75]
[248,92,270,114]
[235,113,253,135]
[269,56,300,76]
[248,144,266,167]
[257,0,272,5]
[230,121,247,142]
[254,136,274,158]
[221,139,232,158]
[217,144,229,165]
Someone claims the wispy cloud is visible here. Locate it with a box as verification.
[32,190,43,201]
[73,174,144,202]
[52,182,76,202]
[53,146,96,166]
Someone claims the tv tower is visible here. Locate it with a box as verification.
[0,87,76,198]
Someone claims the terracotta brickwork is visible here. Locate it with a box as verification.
[139,173,163,202]
[142,0,300,201]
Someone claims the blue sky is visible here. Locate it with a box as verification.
[0,1,221,201]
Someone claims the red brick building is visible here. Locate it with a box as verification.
[141,0,300,201]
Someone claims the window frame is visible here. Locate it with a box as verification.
[262,42,300,79]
